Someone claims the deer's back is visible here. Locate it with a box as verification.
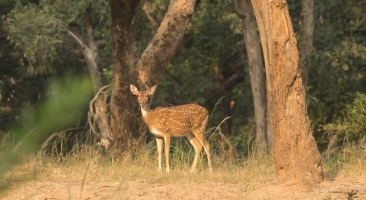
[146,104,208,136]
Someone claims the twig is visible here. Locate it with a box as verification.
[89,85,110,114]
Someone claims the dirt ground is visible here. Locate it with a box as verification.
[1,169,366,200]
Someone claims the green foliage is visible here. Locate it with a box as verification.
[1,0,111,130]
[3,0,111,75]
[323,92,366,144]
[306,0,366,128]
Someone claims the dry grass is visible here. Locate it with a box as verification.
[322,138,366,180]
[22,142,274,182]
[1,135,365,199]
[0,140,275,199]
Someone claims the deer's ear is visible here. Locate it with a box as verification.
[149,85,157,95]
[130,84,138,95]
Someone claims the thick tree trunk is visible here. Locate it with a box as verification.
[250,0,323,189]
[299,0,314,86]
[136,0,196,89]
[234,0,269,153]
[109,0,144,150]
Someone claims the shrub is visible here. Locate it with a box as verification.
[323,92,366,145]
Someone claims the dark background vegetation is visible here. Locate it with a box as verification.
[1,0,365,157]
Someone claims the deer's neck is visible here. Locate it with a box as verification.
[140,104,151,119]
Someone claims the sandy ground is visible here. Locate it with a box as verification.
[1,170,366,200]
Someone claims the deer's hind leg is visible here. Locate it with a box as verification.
[187,133,202,172]
[192,118,212,173]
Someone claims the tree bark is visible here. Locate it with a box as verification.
[109,0,144,150]
[136,0,196,89]
[299,0,314,86]
[234,0,269,154]
[250,0,323,189]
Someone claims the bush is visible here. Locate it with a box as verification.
[323,92,366,145]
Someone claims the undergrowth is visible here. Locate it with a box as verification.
[321,92,366,179]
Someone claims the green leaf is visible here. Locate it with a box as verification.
[341,63,350,71]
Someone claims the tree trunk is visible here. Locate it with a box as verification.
[250,0,323,189]
[84,4,112,149]
[299,0,314,86]
[109,0,144,150]
[67,4,111,149]
[234,0,269,154]
[84,3,102,93]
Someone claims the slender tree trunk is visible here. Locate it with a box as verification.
[84,4,102,93]
[299,0,314,86]
[109,0,143,150]
[250,0,323,189]
[85,4,111,149]
[234,0,268,153]
[67,3,111,149]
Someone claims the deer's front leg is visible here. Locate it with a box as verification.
[156,137,163,171]
[163,135,171,173]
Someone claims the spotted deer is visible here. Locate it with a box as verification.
[130,84,212,173]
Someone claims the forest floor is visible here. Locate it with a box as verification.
[1,144,366,200]
[1,173,366,199]
[1,160,366,199]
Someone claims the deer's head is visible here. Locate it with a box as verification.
[130,84,156,106]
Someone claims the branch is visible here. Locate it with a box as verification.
[85,3,97,48]
[66,28,86,49]
[96,39,107,47]
[221,61,245,78]
[206,69,244,97]
[89,85,110,114]
[142,0,161,29]
[166,71,184,86]
[88,85,110,142]
[234,0,247,19]
[136,0,196,89]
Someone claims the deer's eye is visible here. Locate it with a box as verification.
[145,95,148,97]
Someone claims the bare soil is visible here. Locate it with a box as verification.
[1,166,366,200]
